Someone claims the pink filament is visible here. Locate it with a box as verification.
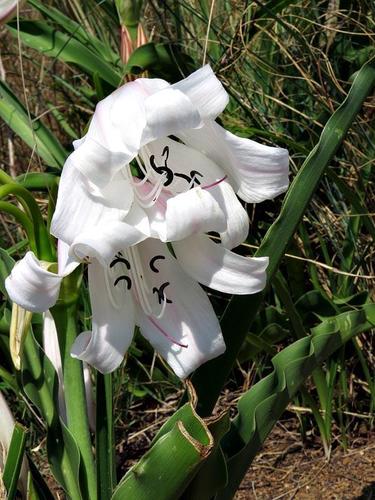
[148,316,188,348]
[202,175,228,190]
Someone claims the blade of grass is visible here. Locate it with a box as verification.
[2,423,27,500]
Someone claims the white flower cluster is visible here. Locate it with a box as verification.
[6,66,289,378]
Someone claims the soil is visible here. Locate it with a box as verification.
[236,422,375,500]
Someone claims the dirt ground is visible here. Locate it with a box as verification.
[236,422,375,500]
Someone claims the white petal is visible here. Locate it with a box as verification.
[58,239,81,275]
[5,252,78,313]
[180,121,289,203]
[72,81,149,187]
[141,88,201,145]
[209,181,249,249]
[173,234,268,295]
[147,187,227,242]
[172,65,229,120]
[69,137,130,190]
[43,311,66,422]
[124,202,150,236]
[51,161,133,246]
[70,220,148,266]
[135,239,225,378]
[71,259,135,373]
[0,0,24,24]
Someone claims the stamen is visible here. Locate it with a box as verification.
[133,175,167,208]
[147,316,188,348]
[202,175,228,190]
[127,246,153,316]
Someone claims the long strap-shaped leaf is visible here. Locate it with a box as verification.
[0,81,67,168]
[216,304,375,499]
[111,404,214,500]
[191,56,375,417]
[7,21,121,88]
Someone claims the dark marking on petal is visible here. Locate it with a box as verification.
[149,255,166,273]
[149,146,174,186]
[114,275,132,290]
[152,282,172,304]
[175,170,203,187]
[110,256,131,269]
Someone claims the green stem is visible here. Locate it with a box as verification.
[23,332,82,498]
[52,302,97,500]
[96,372,115,499]
[0,183,54,260]
[0,201,37,253]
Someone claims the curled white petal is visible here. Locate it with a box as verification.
[162,187,227,241]
[141,88,201,145]
[181,121,290,203]
[70,220,148,266]
[173,234,269,295]
[209,181,249,249]
[5,252,78,313]
[172,65,229,120]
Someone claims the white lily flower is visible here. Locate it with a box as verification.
[6,236,268,378]
[0,0,24,24]
[0,391,28,496]
[50,65,289,258]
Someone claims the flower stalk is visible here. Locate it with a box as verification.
[51,270,97,500]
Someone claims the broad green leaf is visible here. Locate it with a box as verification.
[181,412,230,500]
[7,20,121,88]
[191,56,375,417]
[153,402,212,446]
[216,304,375,499]
[112,406,213,500]
[0,81,67,168]
[126,42,195,81]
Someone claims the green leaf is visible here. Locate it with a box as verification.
[191,56,375,417]
[181,412,230,500]
[27,459,55,500]
[21,330,82,497]
[0,248,15,298]
[2,423,27,500]
[7,20,121,88]
[28,0,120,65]
[0,81,67,168]
[216,304,375,499]
[112,404,213,500]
